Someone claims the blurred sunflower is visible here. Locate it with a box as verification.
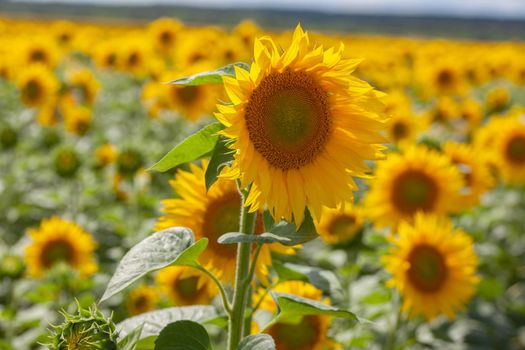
[126,284,159,316]
[443,141,494,209]
[66,68,100,105]
[387,110,428,146]
[156,266,216,306]
[458,98,484,129]
[256,281,338,350]
[217,24,388,225]
[20,39,59,68]
[383,213,479,320]
[95,143,117,168]
[156,161,295,284]
[316,204,364,245]
[52,20,76,48]
[148,17,183,55]
[485,86,510,114]
[17,64,58,108]
[93,42,119,70]
[489,116,525,184]
[24,217,97,277]
[365,146,463,227]
[63,105,92,136]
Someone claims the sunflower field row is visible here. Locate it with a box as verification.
[1,16,525,350]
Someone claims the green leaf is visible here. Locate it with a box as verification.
[271,293,358,325]
[168,62,249,86]
[204,136,235,191]
[117,306,217,340]
[135,337,156,350]
[171,238,208,268]
[218,232,292,245]
[149,123,223,173]
[266,209,319,246]
[100,227,195,302]
[238,334,275,350]
[118,324,143,350]
[273,262,343,297]
[154,320,212,350]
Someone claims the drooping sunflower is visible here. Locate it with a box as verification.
[217,24,388,225]
[316,204,365,246]
[17,64,58,108]
[488,116,525,184]
[126,284,159,316]
[156,161,295,284]
[24,217,97,277]
[256,281,338,350]
[443,141,494,209]
[365,146,463,227]
[383,213,479,321]
[155,266,216,306]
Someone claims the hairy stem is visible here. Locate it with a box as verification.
[197,264,232,315]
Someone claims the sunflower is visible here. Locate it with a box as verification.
[418,57,466,98]
[20,39,59,68]
[316,204,364,245]
[156,266,216,306]
[458,98,484,129]
[256,281,338,350]
[24,217,97,278]
[63,105,92,136]
[383,213,479,320]
[37,104,59,126]
[443,141,494,209]
[17,64,58,108]
[485,86,510,114]
[161,67,218,121]
[148,17,183,54]
[489,116,525,184]
[66,68,100,106]
[95,143,117,167]
[387,110,428,146]
[365,146,463,227]
[127,284,159,316]
[156,161,295,284]
[52,20,76,48]
[216,24,388,225]
[93,42,119,70]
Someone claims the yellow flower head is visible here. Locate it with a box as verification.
[486,86,510,114]
[24,217,98,278]
[383,213,479,320]
[365,146,463,228]
[17,64,58,108]
[148,17,183,54]
[63,105,92,136]
[316,204,364,245]
[257,281,338,350]
[156,266,216,306]
[66,68,100,106]
[95,143,117,167]
[217,24,388,225]
[443,141,495,209]
[127,284,159,316]
[156,161,295,284]
[488,116,525,184]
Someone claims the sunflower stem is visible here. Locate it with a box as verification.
[227,195,256,350]
[196,264,232,315]
[385,292,402,350]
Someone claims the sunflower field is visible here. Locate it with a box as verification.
[1,15,525,350]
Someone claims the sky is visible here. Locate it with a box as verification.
[15,0,525,19]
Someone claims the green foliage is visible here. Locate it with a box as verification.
[117,306,218,340]
[273,261,343,297]
[218,232,291,245]
[263,209,319,246]
[154,320,212,350]
[149,123,223,172]
[118,324,143,350]
[204,136,235,191]
[167,63,249,86]
[237,334,275,350]
[100,227,195,302]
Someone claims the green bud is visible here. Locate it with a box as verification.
[48,304,118,350]
[0,125,18,150]
[117,148,144,177]
[54,147,81,178]
[0,253,25,279]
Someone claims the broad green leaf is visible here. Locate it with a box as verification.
[100,227,195,302]
[172,238,208,268]
[238,334,275,350]
[218,232,292,245]
[135,337,156,350]
[271,292,358,325]
[273,262,343,297]
[168,62,249,86]
[117,306,217,340]
[266,209,319,246]
[204,136,235,191]
[149,123,223,172]
[154,320,212,350]
[118,324,143,350]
